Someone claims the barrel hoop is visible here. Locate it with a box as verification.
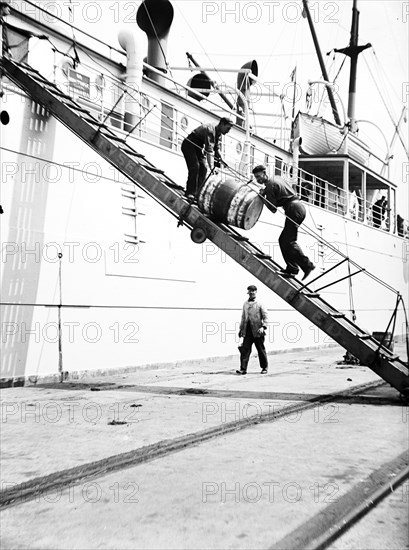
[211,181,236,221]
[198,177,218,214]
[227,185,249,225]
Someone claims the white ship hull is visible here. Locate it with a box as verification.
[1,96,407,381]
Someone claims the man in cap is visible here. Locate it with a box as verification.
[181,117,233,202]
[237,285,269,375]
[252,165,315,280]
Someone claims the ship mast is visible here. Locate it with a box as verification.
[301,0,342,127]
[334,0,371,133]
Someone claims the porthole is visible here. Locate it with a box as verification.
[180,116,189,130]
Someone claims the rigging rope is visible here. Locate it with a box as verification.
[364,51,409,157]
[17,0,123,56]
[175,4,234,104]
[66,1,80,68]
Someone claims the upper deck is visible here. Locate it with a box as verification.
[2,1,408,238]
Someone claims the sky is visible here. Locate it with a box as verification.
[30,0,409,215]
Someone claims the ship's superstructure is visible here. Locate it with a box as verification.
[0,0,408,385]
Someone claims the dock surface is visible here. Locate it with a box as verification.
[1,344,408,549]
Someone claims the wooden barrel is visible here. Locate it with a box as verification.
[197,176,263,230]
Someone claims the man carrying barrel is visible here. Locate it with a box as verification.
[252,165,315,281]
[181,117,233,202]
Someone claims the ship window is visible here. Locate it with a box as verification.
[121,183,145,245]
[365,172,390,230]
[180,116,189,131]
[250,145,255,167]
[348,164,364,222]
[160,102,175,149]
[142,95,150,111]
[275,157,283,176]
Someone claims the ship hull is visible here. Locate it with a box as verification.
[1,93,407,382]
[0,6,407,383]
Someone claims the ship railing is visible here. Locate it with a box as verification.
[297,169,346,215]
[53,60,292,182]
[350,193,409,236]
[5,61,286,188]
[297,168,409,237]
[9,1,287,149]
[9,1,126,65]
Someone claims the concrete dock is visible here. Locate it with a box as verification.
[1,344,408,549]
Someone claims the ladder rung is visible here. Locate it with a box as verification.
[46,88,74,100]
[84,119,108,130]
[144,165,165,175]
[164,181,184,190]
[301,292,321,298]
[232,235,249,242]
[358,334,372,340]
[67,104,92,115]
[255,253,272,260]
[103,133,128,144]
[330,313,346,318]
[29,72,55,85]
[125,150,146,159]
[19,63,40,75]
[82,116,107,126]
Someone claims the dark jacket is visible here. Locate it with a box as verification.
[240,299,269,337]
[262,176,298,213]
[185,123,221,159]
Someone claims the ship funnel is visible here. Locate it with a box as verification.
[236,60,258,127]
[118,29,143,133]
[137,0,174,85]
[187,72,212,101]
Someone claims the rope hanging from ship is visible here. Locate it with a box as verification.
[364,52,409,160]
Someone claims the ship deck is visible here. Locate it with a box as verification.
[1,343,407,550]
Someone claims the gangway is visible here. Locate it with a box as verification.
[1,57,408,395]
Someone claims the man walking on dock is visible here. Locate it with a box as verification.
[237,285,269,375]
